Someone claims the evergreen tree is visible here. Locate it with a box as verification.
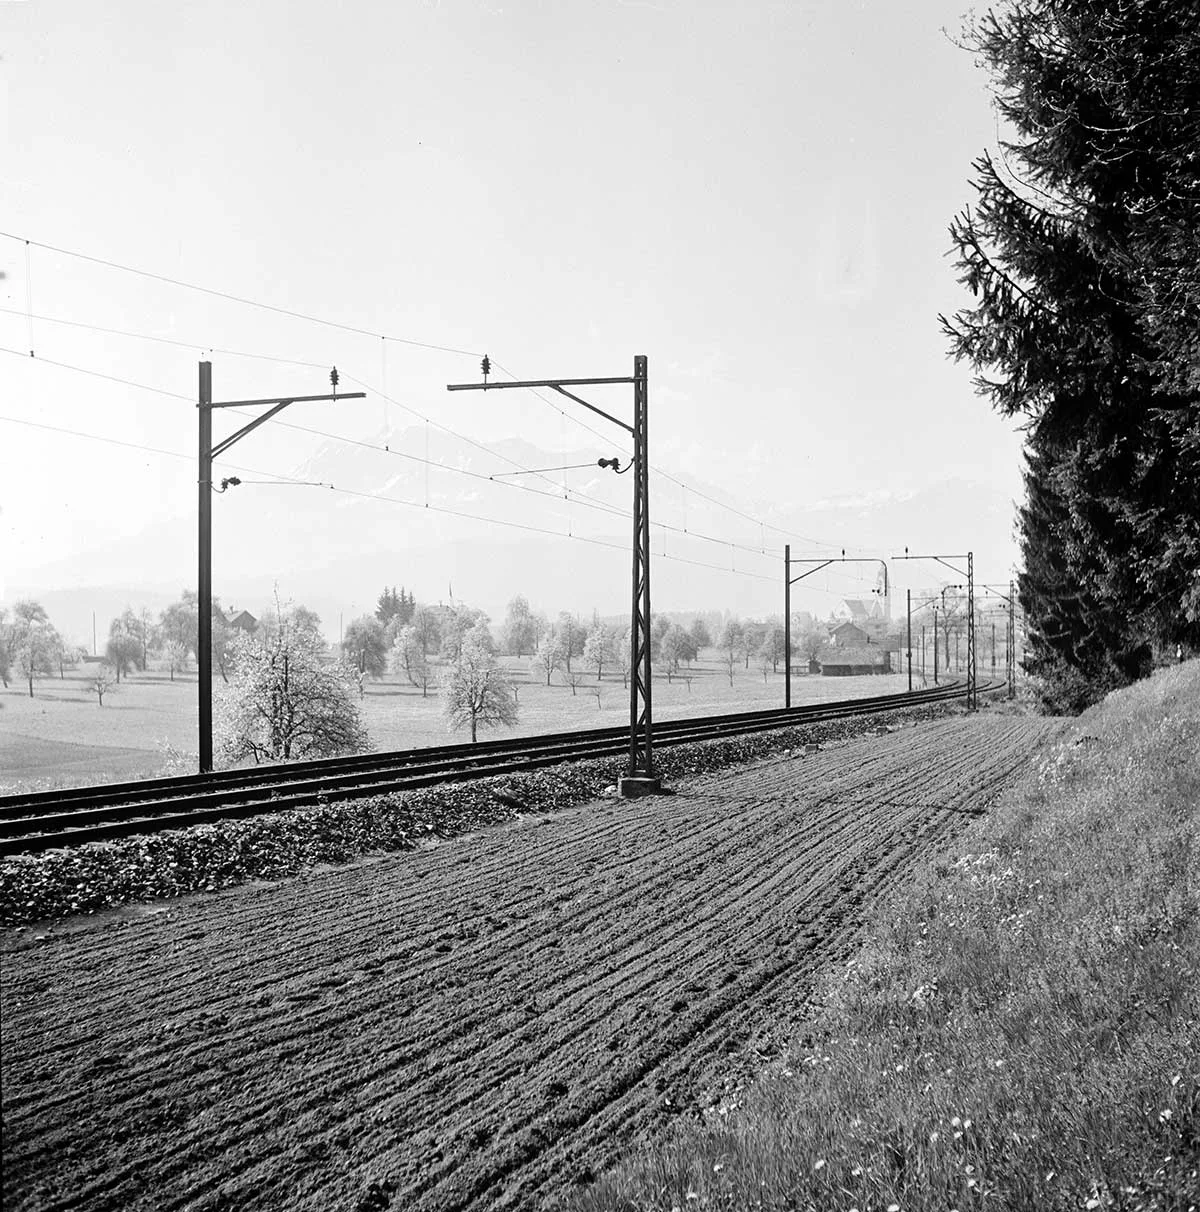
[942,0,1200,704]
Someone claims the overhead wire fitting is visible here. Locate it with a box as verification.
[490,357,842,553]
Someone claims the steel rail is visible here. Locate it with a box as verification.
[0,682,968,814]
[0,680,1004,855]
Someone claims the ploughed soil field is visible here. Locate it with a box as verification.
[1,714,1056,1212]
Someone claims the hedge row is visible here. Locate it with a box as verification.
[1,702,959,926]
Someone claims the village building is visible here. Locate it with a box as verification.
[226,609,258,634]
[828,620,869,648]
[818,645,892,676]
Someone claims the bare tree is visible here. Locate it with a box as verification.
[616,628,632,689]
[718,620,743,687]
[165,640,189,681]
[391,624,432,697]
[215,619,368,764]
[440,635,518,743]
[343,615,388,678]
[106,609,142,682]
[583,623,612,681]
[10,600,59,697]
[556,612,586,673]
[501,595,538,656]
[84,664,117,707]
[534,632,564,686]
[688,617,712,654]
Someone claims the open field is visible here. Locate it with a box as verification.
[0,656,933,790]
[0,712,1054,1212]
[576,662,1200,1211]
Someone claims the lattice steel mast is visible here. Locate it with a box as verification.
[448,355,661,795]
[893,549,977,711]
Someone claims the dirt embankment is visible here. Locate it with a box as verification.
[1,714,1055,1212]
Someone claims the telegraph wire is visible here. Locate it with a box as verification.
[4,229,864,560]
[0,342,193,401]
[3,243,846,558]
[0,413,198,463]
[3,341,880,590]
[239,403,804,559]
[24,241,34,355]
[0,413,779,584]
[1,312,598,506]
[490,357,845,554]
[0,413,314,487]
[0,306,330,370]
[0,230,482,358]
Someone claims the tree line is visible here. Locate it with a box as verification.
[943,0,1199,711]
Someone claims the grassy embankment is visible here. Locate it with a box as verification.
[577,663,1200,1212]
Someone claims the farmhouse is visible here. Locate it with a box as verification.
[828,621,868,648]
[226,610,258,634]
[819,645,892,676]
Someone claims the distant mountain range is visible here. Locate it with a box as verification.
[8,427,1020,648]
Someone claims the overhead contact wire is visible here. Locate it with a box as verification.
[0,230,482,358]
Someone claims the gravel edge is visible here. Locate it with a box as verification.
[0,702,965,927]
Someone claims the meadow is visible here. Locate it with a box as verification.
[0,654,919,791]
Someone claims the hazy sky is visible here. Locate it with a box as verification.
[1,0,1024,630]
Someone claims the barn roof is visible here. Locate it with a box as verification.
[819,645,889,667]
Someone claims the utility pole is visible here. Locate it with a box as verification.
[197,361,363,772]
[967,551,976,705]
[448,356,659,796]
[933,607,939,685]
[1008,578,1016,699]
[907,591,943,686]
[893,549,976,709]
[784,549,888,707]
[980,581,1020,701]
[906,588,912,692]
[784,544,791,705]
[198,361,212,769]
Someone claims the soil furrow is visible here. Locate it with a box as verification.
[1,716,1054,1212]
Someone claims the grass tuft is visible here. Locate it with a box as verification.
[574,663,1200,1212]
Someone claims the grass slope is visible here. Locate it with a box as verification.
[575,663,1200,1212]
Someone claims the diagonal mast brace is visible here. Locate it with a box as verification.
[447,358,660,795]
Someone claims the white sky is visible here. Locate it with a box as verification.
[0,0,1024,630]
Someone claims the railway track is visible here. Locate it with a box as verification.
[0,679,1002,855]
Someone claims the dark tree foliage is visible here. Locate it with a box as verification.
[375,586,415,627]
[1018,443,1152,711]
[942,0,1200,707]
